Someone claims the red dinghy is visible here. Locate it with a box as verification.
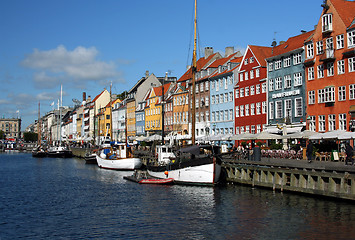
[138,178,174,185]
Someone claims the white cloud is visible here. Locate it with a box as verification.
[22,45,125,89]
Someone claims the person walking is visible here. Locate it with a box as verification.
[345,143,354,165]
[306,140,313,163]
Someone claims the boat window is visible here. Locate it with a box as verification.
[162,148,166,153]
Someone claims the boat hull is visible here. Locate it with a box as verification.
[147,162,221,186]
[96,154,142,170]
[47,150,72,158]
[32,151,47,158]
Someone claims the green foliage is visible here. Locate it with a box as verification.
[23,132,38,142]
[269,143,283,150]
[116,91,128,101]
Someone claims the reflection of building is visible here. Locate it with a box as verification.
[0,118,21,139]
[305,0,355,132]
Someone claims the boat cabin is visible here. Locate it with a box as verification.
[156,145,175,165]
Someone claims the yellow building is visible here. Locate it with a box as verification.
[126,99,136,137]
[145,86,164,135]
[97,98,121,140]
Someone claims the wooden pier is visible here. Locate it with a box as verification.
[222,157,355,201]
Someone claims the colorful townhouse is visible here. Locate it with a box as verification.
[209,53,242,145]
[235,45,272,134]
[266,30,314,133]
[178,47,222,138]
[304,0,355,132]
[135,100,146,137]
[112,99,126,142]
[171,82,189,135]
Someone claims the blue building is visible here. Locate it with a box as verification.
[135,101,145,137]
[209,54,241,146]
[265,31,314,132]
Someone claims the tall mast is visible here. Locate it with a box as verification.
[191,0,197,145]
[110,82,113,141]
[38,101,41,145]
[162,72,167,144]
[59,84,62,144]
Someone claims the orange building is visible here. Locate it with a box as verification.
[305,0,355,132]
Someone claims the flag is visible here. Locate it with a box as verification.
[16,110,19,113]
[50,101,54,106]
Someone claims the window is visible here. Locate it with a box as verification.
[211,95,215,104]
[325,37,334,58]
[212,112,215,122]
[317,65,324,78]
[205,97,209,106]
[275,60,282,70]
[240,105,244,117]
[269,79,274,91]
[269,102,274,119]
[229,110,233,121]
[348,30,355,48]
[294,72,302,86]
[250,70,254,79]
[285,99,292,119]
[295,98,303,117]
[262,82,267,93]
[275,101,282,119]
[336,34,344,49]
[250,86,255,96]
[257,125,261,133]
[245,104,249,116]
[250,57,254,63]
[319,115,326,132]
[338,86,346,101]
[324,87,335,103]
[327,62,334,76]
[245,72,249,80]
[256,68,260,78]
[220,94,223,104]
[275,77,282,90]
[256,84,260,94]
[235,106,239,117]
[215,95,219,104]
[262,101,267,114]
[318,89,325,103]
[235,89,239,98]
[240,73,243,82]
[349,57,355,72]
[322,14,332,32]
[328,114,336,131]
[240,88,244,98]
[293,53,302,65]
[338,60,345,74]
[224,77,228,89]
[309,116,316,132]
[308,90,315,104]
[306,43,314,59]
[269,62,273,72]
[256,102,261,115]
[245,87,249,96]
[235,127,239,135]
[308,67,315,80]
[229,92,233,102]
[339,113,347,130]
[350,84,355,100]
[250,103,255,115]
[316,41,324,55]
[205,81,209,91]
[200,83,204,92]
[224,93,228,103]
[284,57,291,67]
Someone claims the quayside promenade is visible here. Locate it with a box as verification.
[221,155,355,201]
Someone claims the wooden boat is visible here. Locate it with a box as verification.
[124,171,174,185]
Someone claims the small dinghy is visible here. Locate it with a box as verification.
[124,170,174,185]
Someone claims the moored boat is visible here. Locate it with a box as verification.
[124,170,174,185]
[47,146,72,158]
[96,143,142,170]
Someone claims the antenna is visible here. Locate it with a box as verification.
[72,98,81,106]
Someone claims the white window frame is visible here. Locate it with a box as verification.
[327,62,334,76]
[306,43,314,59]
[294,72,302,86]
[269,102,274,119]
[308,67,315,81]
[275,101,282,119]
[338,86,346,101]
[337,60,345,75]
[293,53,302,65]
[308,90,315,105]
[328,114,336,131]
[336,34,344,49]
[319,115,326,132]
[295,98,303,117]
[348,30,355,48]
[349,57,355,72]
[339,113,347,130]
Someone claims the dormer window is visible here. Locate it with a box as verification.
[322,14,332,33]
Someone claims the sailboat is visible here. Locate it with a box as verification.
[146,0,222,185]
[32,101,47,158]
[47,85,72,158]
[96,84,142,170]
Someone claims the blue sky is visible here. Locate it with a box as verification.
[0,0,322,129]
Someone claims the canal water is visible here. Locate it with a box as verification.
[1,152,355,240]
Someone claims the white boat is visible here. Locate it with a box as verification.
[96,143,142,170]
[147,145,222,186]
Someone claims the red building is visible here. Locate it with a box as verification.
[234,45,272,134]
[305,0,355,132]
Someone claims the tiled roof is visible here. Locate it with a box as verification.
[249,45,273,66]
[331,0,355,28]
[270,30,315,57]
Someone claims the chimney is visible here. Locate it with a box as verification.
[82,92,86,102]
[87,96,91,102]
[225,47,234,57]
[271,41,277,47]
[145,70,149,79]
[279,41,286,45]
[205,47,213,59]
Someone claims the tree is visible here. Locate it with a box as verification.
[23,132,38,142]
[116,91,128,101]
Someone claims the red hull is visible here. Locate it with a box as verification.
[138,178,174,185]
